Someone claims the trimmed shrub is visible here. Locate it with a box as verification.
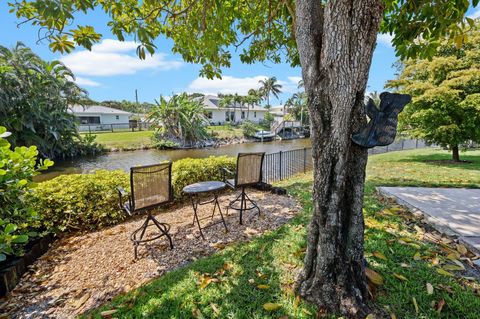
[172,156,236,196]
[31,170,129,232]
[31,156,236,233]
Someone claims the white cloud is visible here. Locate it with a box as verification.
[187,75,303,96]
[75,76,101,87]
[377,33,394,47]
[188,75,267,95]
[468,8,480,19]
[61,39,183,77]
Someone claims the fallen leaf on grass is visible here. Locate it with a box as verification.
[366,314,376,319]
[210,303,220,315]
[426,283,434,295]
[373,252,387,260]
[443,264,464,271]
[263,303,281,311]
[436,299,445,314]
[393,273,408,281]
[456,244,468,255]
[301,308,312,315]
[366,268,384,285]
[447,252,461,260]
[436,268,454,277]
[293,295,300,309]
[390,313,397,319]
[199,276,213,289]
[192,308,205,319]
[100,309,118,317]
[412,297,419,314]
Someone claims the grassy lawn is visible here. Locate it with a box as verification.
[368,148,480,188]
[81,126,248,150]
[81,131,154,149]
[207,125,245,139]
[85,148,480,318]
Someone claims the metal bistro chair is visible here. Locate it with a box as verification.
[117,162,174,259]
[222,152,265,224]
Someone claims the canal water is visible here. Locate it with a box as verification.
[37,138,312,181]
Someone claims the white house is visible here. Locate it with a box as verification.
[199,95,268,125]
[69,105,132,131]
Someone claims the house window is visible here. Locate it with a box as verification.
[254,111,257,118]
[225,111,234,122]
[115,115,120,120]
[79,116,101,124]
[241,111,245,119]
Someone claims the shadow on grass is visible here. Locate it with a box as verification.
[392,153,480,172]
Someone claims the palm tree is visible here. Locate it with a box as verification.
[246,89,262,119]
[219,94,235,123]
[258,76,282,108]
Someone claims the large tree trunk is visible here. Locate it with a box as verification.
[452,145,460,162]
[294,0,383,317]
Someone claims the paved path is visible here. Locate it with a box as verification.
[378,187,480,252]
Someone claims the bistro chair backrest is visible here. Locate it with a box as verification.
[131,162,172,211]
[235,152,265,186]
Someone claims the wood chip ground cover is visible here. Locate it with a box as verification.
[0,190,300,319]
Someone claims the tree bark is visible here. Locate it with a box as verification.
[294,0,383,317]
[452,145,460,162]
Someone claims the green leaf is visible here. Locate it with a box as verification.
[12,235,29,244]
[4,223,17,234]
[0,254,6,262]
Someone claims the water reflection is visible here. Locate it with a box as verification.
[37,139,312,181]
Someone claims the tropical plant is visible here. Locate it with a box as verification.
[0,42,91,159]
[386,23,480,161]
[240,120,258,137]
[0,126,53,261]
[148,94,209,147]
[258,77,282,108]
[12,0,478,315]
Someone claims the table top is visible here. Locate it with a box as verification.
[183,181,226,194]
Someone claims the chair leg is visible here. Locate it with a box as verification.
[151,216,174,250]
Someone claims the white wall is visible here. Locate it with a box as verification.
[75,113,131,131]
[207,109,266,125]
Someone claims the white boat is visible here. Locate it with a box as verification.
[254,131,276,140]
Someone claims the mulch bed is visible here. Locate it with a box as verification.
[0,189,301,319]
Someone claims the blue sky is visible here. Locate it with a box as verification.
[1,3,479,105]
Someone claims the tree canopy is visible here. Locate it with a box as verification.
[8,0,478,78]
[0,42,99,159]
[387,22,480,161]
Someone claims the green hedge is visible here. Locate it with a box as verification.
[31,170,129,232]
[172,156,235,195]
[31,156,236,233]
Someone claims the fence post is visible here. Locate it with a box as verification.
[303,148,307,174]
[111,124,114,132]
[88,125,91,134]
[279,151,283,181]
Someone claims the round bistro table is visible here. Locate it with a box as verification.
[183,181,228,239]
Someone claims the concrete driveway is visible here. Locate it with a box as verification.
[378,187,480,252]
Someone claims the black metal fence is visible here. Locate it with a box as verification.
[263,148,313,184]
[78,122,153,133]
